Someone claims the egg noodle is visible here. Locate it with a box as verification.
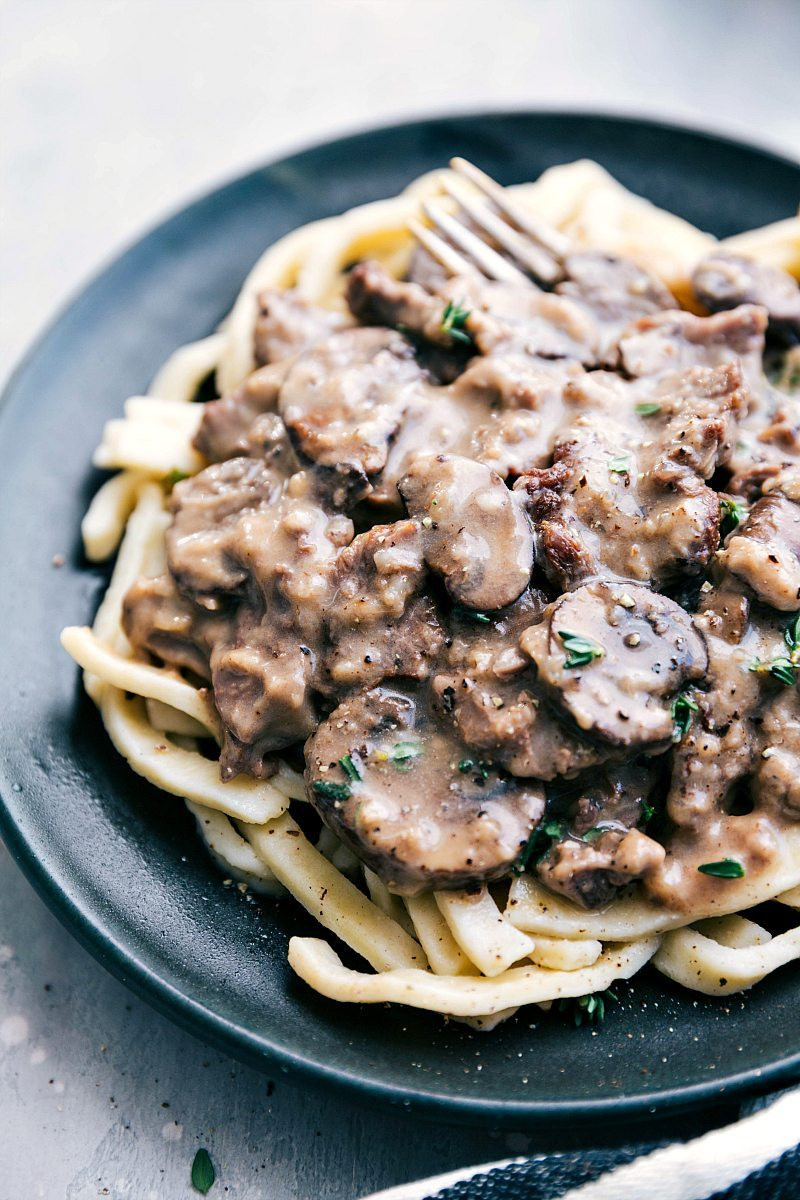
[61,161,800,1026]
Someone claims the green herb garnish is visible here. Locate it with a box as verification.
[515,819,566,874]
[750,612,800,686]
[698,858,745,879]
[641,800,655,824]
[558,990,616,1026]
[558,630,605,670]
[671,689,699,742]
[719,495,748,540]
[313,779,350,802]
[452,606,492,625]
[191,1148,216,1194]
[390,742,422,771]
[339,754,362,782]
[581,826,612,843]
[608,454,631,475]
[440,300,473,345]
[634,401,661,417]
[165,468,190,489]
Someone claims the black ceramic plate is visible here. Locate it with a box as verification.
[1,113,799,1129]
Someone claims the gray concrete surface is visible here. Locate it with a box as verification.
[1,2,799,1196]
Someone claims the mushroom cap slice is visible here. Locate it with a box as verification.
[521,581,707,748]
[305,686,544,895]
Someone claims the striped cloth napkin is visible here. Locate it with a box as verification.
[362,1087,799,1200]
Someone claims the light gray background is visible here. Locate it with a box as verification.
[1,2,799,1197]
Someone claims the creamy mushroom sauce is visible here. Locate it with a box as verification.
[123,246,800,906]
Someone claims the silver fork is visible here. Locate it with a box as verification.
[408,157,570,287]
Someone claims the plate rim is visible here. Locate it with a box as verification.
[2,108,799,1126]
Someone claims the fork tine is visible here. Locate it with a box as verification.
[422,201,531,286]
[450,157,571,259]
[406,217,481,279]
[439,175,563,284]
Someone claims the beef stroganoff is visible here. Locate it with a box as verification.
[62,160,800,1026]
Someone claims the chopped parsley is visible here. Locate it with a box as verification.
[698,858,745,879]
[458,758,492,781]
[390,741,423,771]
[719,495,748,540]
[191,1148,216,1194]
[440,300,473,345]
[558,990,616,1026]
[515,819,566,874]
[634,401,661,417]
[557,630,605,670]
[750,612,800,686]
[671,689,699,742]
[339,754,362,782]
[312,779,350,803]
[608,454,631,476]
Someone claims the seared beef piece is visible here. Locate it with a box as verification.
[755,689,800,819]
[210,631,316,777]
[122,573,219,680]
[520,581,708,749]
[537,826,665,909]
[617,304,767,387]
[570,762,657,835]
[718,492,800,610]
[320,518,445,692]
[305,685,545,894]
[166,458,285,601]
[194,365,289,463]
[692,253,800,343]
[517,363,744,590]
[399,454,534,610]
[346,260,600,363]
[278,327,433,498]
[253,288,347,366]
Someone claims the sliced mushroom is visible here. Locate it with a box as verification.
[521,581,708,748]
[399,454,534,611]
[305,686,544,894]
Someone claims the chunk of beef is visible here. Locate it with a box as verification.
[122,573,218,680]
[755,689,800,820]
[278,327,433,503]
[166,457,285,601]
[537,826,665,909]
[320,519,444,692]
[517,363,744,589]
[194,365,290,463]
[305,686,545,894]
[253,289,347,366]
[718,492,800,610]
[557,250,675,359]
[692,253,800,344]
[399,454,534,610]
[520,582,708,749]
[617,304,767,388]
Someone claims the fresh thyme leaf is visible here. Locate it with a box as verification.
[440,300,473,345]
[391,741,422,771]
[191,1148,216,1194]
[515,819,565,873]
[641,800,655,824]
[339,754,362,782]
[784,612,800,657]
[608,454,631,475]
[557,630,605,670]
[698,858,745,879]
[671,689,699,742]
[634,401,661,416]
[452,606,492,624]
[719,496,748,540]
[312,780,350,802]
[581,826,611,843]
[558,989,617,1026]
[750,616,800,686]
[165,468,190,489]
[458,758,475,773]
